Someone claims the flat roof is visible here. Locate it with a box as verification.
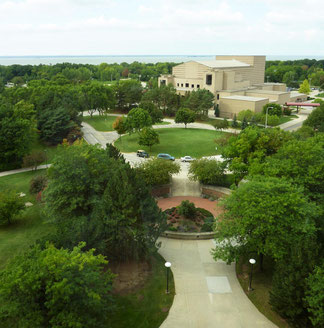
[221,95,268,102]
[246,89,288,95]
[290,91,307,96]
[195,59,250,68]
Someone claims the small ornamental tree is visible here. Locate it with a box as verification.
[175,108,196,128]
[178,200,197,219]
[231,114,238,128]
[138,127,160,151]
[0,242,115,328]
[214,104,220,117]
[0,190,25,225]
[299,79,311,95]
[22,151,46,170]
[125,107,152,133]
[112,116,127,138]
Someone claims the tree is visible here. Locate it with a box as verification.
[305,262,324,327]
[299,79,311,95]
[188,158,226,186]
[0,242,115,328]
[241,117,248,130]
[38,107,74,145]
[175,107,196,128]
[212,177,318,265]
[270,237,319,327]
[222,126,290,181]
[262,103,282,117]
[0,100,36,170]
[303,102,324,132]
[22,151,46,170]
[112,116,127,138]
[136,158,180,186]
[138,101,163,124]
[237,109,254,122]
[231,114,238,128]
[44,143,166,261]
[214,104,220,117]
[0,190,25,225]
[125,107,152,133]
[184,89,214,116]
[114,79,143,111]
[138,127,160,150]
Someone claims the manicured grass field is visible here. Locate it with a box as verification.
[110,254,175,328]
[236,256,291,328]
[115,128,229,158]
[30,136,62,164]
[83,115,120,131]
[277,115,298,125]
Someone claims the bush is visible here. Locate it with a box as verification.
[266,115,280,126]
[237,109,254,122]
[262,103,283,117]
[189,158,226,185]
[29,175,48,194]
[201,217,215,232]
[283,107,292,116]
[178,200,197,219]
[196,207,214,218]
[212,119,229,130]
[136,158,180,186]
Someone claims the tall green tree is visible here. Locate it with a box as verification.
[213,177,318,265]
[175,107,196,128]
[138,127,160,150]
[303,102,324,132]
[184,89,214,116]
[0,242,115,328]
[125,107,152,133]
[44,143,166,261]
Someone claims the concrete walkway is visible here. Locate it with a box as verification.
[0,164,51,177]
[158,238,277,328]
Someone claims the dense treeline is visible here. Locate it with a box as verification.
[265,58,324,88]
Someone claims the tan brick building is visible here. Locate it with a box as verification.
[159,55,307,118]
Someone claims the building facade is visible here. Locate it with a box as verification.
[159,55,307,118]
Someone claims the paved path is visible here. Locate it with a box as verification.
[158,238,277,328]
[0,164,51,177]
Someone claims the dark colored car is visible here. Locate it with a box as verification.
[157,153,175,161]
[137,150,149,158]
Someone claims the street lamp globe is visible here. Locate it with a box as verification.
[249,258,256,265]
[165,262,171,268]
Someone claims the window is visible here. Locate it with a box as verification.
[217,94,219,100]
[177,83,179,87]
[197,84,200,89]
[191,84,194,88]
[185,83,189,87]
[206,74,212,85]
[181,83,183,87]
[160,80,166,85]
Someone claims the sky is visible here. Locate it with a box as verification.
[0,0,323,56]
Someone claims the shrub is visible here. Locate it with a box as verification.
[29,175,48,194]
[196,208,214,218]
[266,115,280,126]
[262,103,283,117]
[283,107,292,116]
[201,217,215,232]
[178,200,197,219]
[237,109,254,122]
[189,158,226,185]
[212,119,229,130]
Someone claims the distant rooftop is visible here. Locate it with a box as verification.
[222,95,268,102]
[195,59,250,69]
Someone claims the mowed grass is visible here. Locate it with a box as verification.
[0,170,54,269]
[83,115,120,131]
[236,256,291,328]
[110,253,175,328]
[115,128,229,158]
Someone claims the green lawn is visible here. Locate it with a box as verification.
[83,115,120,131]
[115,128,229,158]
[110,254,175,328]
[0,170,54,270]
[154,121,171,126]
[315,92,324,98]
[30,136,62,164]
[236,256,291,328]
[277,115,298,125]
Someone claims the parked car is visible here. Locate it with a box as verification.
[181,156,195,162]
[137,150,149,158]
[157,153,175,161]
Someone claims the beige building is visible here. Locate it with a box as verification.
[159,55,307,118]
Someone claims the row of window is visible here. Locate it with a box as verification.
[177,82,200,89]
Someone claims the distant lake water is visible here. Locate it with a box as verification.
[0,55,323,66]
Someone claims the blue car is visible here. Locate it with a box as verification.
[157,153,175,161]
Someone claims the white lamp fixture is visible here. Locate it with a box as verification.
[249,258,256,265]
[165,262,171,268]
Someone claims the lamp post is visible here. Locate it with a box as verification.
[165,262,171,294]
[265,106,273,128]
[248,258,256,291]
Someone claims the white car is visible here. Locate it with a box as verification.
[181,156,195,162]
